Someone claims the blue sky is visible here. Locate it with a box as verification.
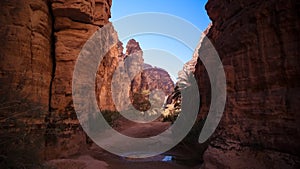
[110,0,210,80]
[111,0,210,32]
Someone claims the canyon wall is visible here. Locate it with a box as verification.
[47,0,113,159]
[96,40,124,111]
[126,39,174,112]
[0,0,113,160]
[95,39,144,112]
[0,0,53,159]
[196,0,300,168]
[0,0,174,160]
[96,38,174,113]
[131,67,174,111]
[2,0,299,167]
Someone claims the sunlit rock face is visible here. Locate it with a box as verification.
[95,39,142,112]
[96,38,174,113]
[125,39,174,112]
[195,0,300,168]
[51,0,111,26]
[47,0,113,159]
[131,67,174,112]
[124,39,144,80]
[0,0,175,161]
[96,40,123,111]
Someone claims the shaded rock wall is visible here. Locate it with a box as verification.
[196,0,300,168]
[0,0,173,161]
[0,0,52,148]
[0,0,115,160]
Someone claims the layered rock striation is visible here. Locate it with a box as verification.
[0,0,114,160]
[131,66,174,112]
[96,38,174,112]
[0,0,53,126]
[195,0,300,168]
[0,0,53,161]
[2,0,299,167]
[47,0,113,159]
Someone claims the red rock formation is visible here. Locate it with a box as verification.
[133,67,174,96]
[95,39,143,112]
[131,67,174,111]
[124,39,144,79]
[47,0,113,159]
[3,1,298,167]
[0,0,176,161]
[195,0,300,168]
[0,0,174,162]
[0,0,53,120]
[0,0,53,160]
[96,38,174,112]
[96,40,123,111]
[52,0,111,25]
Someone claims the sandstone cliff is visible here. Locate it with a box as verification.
[47,0,113,159]
[125,39,174,112]
[195,0,300,168]
[96,40,123,111]
[96,39,143,112]
[131,67,174,112]
[0,1,53,163]
[96,38,174,113]
[1,0,299,167]
[0,0,52,126]
[0,0,114,160]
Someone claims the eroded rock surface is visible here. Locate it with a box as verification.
[0,0,53,158]
[131,67,174,111]
[96,39,174,112]
[46,0,113,159]
[195,0,300,168]
[2,0,299,167]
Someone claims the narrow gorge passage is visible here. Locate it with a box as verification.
[0,0,299,169]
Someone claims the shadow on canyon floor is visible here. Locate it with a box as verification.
[45,114,206,169]
[76,119,205,169]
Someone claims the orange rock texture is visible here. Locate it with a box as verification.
[195,0,300,168]
[0,0,53,158]
[47,0,113,159]
[96,39,174,112]
[1,0,299,166]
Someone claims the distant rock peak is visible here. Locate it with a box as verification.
[125,39,143,57]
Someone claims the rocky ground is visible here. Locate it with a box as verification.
[48,120,202,169]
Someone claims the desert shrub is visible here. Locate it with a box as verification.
[101,110,121,126]
[162,103,181,123]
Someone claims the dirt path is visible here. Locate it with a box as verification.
[85,120,202,169]
[49,121,202,169]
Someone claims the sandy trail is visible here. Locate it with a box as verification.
[49,120,202,169]
[85,120,202,169]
